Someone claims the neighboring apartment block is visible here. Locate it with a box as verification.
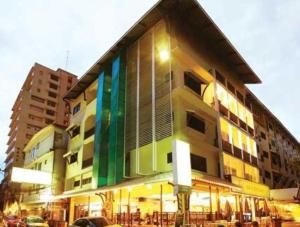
[3,63,77,196]
[21,125,68,219]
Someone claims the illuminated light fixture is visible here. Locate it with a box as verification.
[127,186,132,192]
[146,184,152,190]
[11,167,52,185]
[159,49,170,62]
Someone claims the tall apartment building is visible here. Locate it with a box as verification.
[3,63,77,195]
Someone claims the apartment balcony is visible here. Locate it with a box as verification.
[218,101,229,117]
[222,140,232,154]
[233,146,242,159]
[229,112,238,125]
[251,155,258,166]
[243,151,251,163]
[84,127,95,140]
[82,158,93,169]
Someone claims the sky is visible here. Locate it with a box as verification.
[0,0,299,179]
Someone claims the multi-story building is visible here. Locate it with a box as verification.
[2,63,77,210]
[247,91,300,189]
[21,124,68,219]
[60,0,296,224]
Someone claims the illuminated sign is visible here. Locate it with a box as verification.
[11,167,52,185]
[231,176,270,198]
[172,140,192,194]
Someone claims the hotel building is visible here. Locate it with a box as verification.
[59,0,299,225]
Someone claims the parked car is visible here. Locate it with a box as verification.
[4,215,20,227]
[17,216,48,227]
[70,217,120,227]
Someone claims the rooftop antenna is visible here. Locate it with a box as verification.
[65,50,70,70]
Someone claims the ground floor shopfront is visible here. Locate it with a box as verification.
[54,172,272,226]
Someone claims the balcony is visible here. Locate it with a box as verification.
[218,101,229,117]
[243,151,251,163]
[84,127,95,140]
[82,158,93,169]
[239,120,247,131]
[251,155,258,166]
[222,140,232,154]
[233,146,242,159]
[229,112,238,124]
[248,126,254,136]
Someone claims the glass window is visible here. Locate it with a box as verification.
[191,154,207,172]
[216,84,228,108]
[187,112,205,134]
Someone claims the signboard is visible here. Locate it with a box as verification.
[11,167,52,185]
[172,140,192,194]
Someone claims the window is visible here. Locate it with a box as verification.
[167,152,172,163]
[45,118,54,124]
[261,132,266,140]
[48,91,57,98]
[264,170,271,179]
[82,177,92,185]
[263,151,269,159]
[50,74,59,81]
[49,83,58,90]
[46,109,55,116]
[73,180,80,187]
[73,103,81,115]
[184,71,204,96]
[71,126,80,138]
[191,154,207,172]
[236,91,244,103]
[187,112,205,134]
[216,70,225,85]
[31,95,44,103]
[47,100,56,107]
[70,153,78,164]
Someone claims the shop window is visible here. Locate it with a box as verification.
[73,103,81,115]
[191,154,207,172]
[184,71,204,96]
[187,112,205,134]
[70,153,78,164]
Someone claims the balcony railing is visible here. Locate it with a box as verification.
[222,140,232,154]
[218,101,229,117]
[243,151,251,163]
[251,155,258,166]
[233,146,242,159]
[84,127,95,140]
[229,112,238,124]
[82,158,93,169]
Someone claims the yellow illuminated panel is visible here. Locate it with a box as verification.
[237,102,246,122]
[220,118,230,142]
[231,175,269,198]
[216,84,228,107]
[245,109,254,128]
[11,167,52,185]
[228,93,238,115]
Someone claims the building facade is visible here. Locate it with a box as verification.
[20,125,68,219]
[60,0,296,224]
[2,63,77,211]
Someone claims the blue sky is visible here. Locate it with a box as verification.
[0,0,299,179]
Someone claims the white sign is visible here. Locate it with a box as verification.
[172,140,192,191]
[11,167,52,185]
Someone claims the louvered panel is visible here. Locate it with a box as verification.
[139,30,153,148]
[125,43,138,153]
